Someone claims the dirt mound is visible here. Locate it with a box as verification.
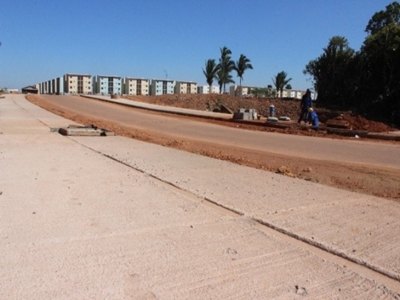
[128,94,300,119]
[342,114,392,132]
[128,94,395,132]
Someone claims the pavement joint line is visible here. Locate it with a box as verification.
[12,98,52,128]
[74,140,246,217]
[252,216,400,283]
[66,135,400,286]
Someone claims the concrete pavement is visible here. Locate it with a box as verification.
[1,94,400,298]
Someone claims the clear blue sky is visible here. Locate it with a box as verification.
[0,0,394,89]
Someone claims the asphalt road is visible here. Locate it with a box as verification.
[42,95,400,170]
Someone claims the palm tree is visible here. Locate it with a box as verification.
[203,59,220,93]
[234,54,253,96]
[216,68,234,94]
[218,46,235,93]
[217,69,224,94]
[272,71,292,98]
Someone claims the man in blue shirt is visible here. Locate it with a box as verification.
[298,89,312,123]
[308,107,319,130]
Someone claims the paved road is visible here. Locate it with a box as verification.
[42,95,400,170]
[2,94,400,298]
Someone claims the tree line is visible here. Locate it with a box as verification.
[202,2,399,125]
[304,1,400,125]
[203,48,293,97]
[203,47,253,94]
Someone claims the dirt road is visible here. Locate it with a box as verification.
[27,94,400,199]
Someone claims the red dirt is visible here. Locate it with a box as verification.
[127,94,395,132]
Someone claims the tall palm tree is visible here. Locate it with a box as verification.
[234,54,253,95]
[218,46,235,93]
[203,59,220,93]
[272,71,292,98]
[216,68,234,94]
[217,69,224,94]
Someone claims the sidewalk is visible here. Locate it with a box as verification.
[1,94,400,298]
[81,94,233,120]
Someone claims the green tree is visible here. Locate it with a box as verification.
[304,36,356,107]
[233,54,253,95]
[272,71,291,98]
[366,1,400,35]
[202,59,220,93]
[216,67,234,94]
[250,87,267,98]
[218,46,235,93]
[359,1,400,122]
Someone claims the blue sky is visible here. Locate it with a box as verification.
[0,0,394,89]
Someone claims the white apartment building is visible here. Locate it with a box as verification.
[123,78,150,96]
[197,85,220,94]
[150,79,175,96]
[279,89,316,100]
[175,81,197,94]
[229,85,251,96]
[94,75,123,95]
[64,74,92,94]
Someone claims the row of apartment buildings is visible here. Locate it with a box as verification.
[229,85,316,100]
[35,74,201,96]
[33,74,312,99]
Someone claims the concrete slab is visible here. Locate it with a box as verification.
[1,94,400,298]
[58,125,114,136]
[74,129,400,281]
[0,94,79,134]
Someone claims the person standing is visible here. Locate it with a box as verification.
[298,89,312,123]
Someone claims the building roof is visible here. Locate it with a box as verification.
[96,75,122,79]
[151,79,175,83]
[21,85,38,91]
[64,73,92,77]
[176,80,197,84]
[125,77,150,81]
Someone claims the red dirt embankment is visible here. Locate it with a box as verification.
[127,94,394,132]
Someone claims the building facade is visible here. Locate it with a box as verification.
[150,79,175,96]
[95,75,122,95]
[39,81,49,94]
[64,74,92,94]
[55,77,64,95]
[123,78,150,96]
[197,85,220,94]
[175,81,197,94]
[39,77,64,94]
[229,85,251,96]
[280,89,316,100]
